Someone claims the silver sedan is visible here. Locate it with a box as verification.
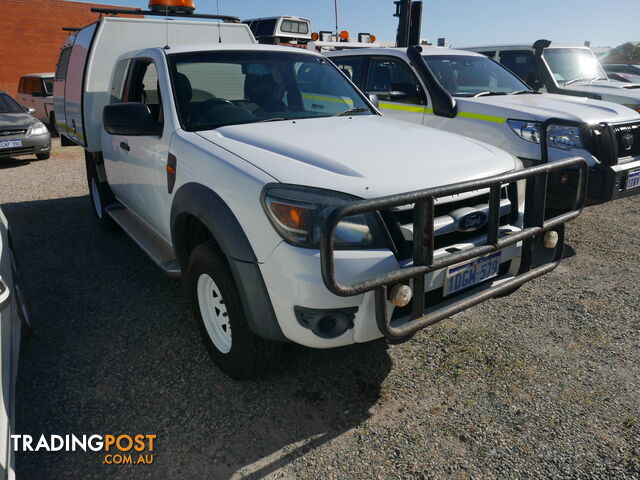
[0,91,51,161]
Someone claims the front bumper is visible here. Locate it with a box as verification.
[539,119,640,208]
[260,230,522,348]
[0,132,51,159]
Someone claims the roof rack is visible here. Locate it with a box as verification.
[90,7,241,23]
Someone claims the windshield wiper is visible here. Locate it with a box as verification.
[334,107,370,116]
[473,91,509,97]
[510,90,541,95]
[258,117,289,123]
[589,76,607,84]
[564,76,590,86]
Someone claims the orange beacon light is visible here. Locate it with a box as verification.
[148,0,195,14]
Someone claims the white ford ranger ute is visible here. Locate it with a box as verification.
[54,13,586,378]
[327,46,640,208]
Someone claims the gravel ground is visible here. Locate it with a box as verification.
[1,140,638,479]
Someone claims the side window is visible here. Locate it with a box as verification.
[33,79,44,95]
[55,47,72,81]
[366,57,426,105]
[25,78,36,94]
[330,56,367,89]
[499,50,537,86]
[125,60,163,128]
[255,19,276,37]
[110,59,130,103]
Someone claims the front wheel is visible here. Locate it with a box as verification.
[186,241,280,379]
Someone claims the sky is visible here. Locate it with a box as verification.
[91,0,639,48]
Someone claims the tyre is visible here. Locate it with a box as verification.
[85,154,116,230]
[35,152,50,161]
[186,241,280,379]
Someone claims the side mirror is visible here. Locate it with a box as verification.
[27,107,36,114]
[31,91,44,97]
[389,90,409,99]
[389,82,421,101]
[0,275,10,311]
[103,103,162,136]
[367,93,379,108]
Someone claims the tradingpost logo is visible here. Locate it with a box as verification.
[11,434,157,465]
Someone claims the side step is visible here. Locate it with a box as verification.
[106,204,181,278]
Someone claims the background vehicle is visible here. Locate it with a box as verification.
[465,41,640,113]
[328,46,640,207]
[0,207,31,480]
[54,9,585,379]
[16,73,55,129]
[0,91,51,161]
[243,16,312,45]
[603,64,640,84]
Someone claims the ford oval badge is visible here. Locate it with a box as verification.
[456,211,488,232]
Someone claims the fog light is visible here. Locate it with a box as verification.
[294,306,356,339]
[389,284,412,307]
[543,230,559,248]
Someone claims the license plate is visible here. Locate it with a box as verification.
[0,139,22,149]
[626,170,640,190]
[443,252,501,297]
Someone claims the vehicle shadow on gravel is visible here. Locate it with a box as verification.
[5,195,392,480]
[0,158,32,170]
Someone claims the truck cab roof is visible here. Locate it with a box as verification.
[150,42,320,56]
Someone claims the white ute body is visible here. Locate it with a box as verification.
[53,14,584,377]
[327,47,640,205]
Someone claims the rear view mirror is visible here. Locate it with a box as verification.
[103,103,162,136]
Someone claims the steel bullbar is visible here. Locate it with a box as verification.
[319,157,588,341]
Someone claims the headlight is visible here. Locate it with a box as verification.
[262,184,387,249]
[26,122,48,137]
[507,120,583,150]
[547,125,583,150]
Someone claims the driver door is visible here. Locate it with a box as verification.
[106,58,172,238]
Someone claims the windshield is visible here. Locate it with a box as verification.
[0,93,24,113]
[542,48,607,85]
[423,55,529,96]
[169,50,373,131]
[43,78,54,95]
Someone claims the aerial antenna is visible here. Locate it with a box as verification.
[334,0,339,37]
[217,0,222,43]
[164,2,170,49]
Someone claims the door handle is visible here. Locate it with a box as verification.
[120,141,130,152]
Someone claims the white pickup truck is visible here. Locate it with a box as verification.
[54,11,586,378]
[466,41,640,110]
[327,46,640,207]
